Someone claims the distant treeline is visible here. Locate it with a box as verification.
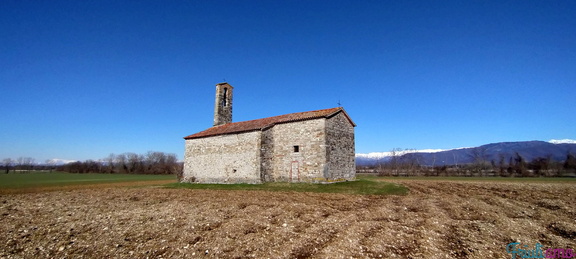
[358,152,576,177]
[1,152,182,175]
[1,157,39,173]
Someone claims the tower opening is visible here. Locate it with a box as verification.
[222,87,228,107]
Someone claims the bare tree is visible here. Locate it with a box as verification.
[387,148,403,176]
[16,157,35,173]
[2,158,13,174]
[497,154,508,177]
[430,153,437,175]
[116,154,128,173]
[400,150,421,176]
[564,152,576,175]
[144,151,179,174]
[126,153,143,174]
[528,156,551,177]
[468,147,488,176]
[513,152,529,177]
[452,153,459,171]
[104,153,116,174]
[44,159,56,172]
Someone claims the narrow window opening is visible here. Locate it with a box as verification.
[222,87,228,107]
[293,145,299,152]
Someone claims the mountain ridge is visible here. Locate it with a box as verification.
[356,140,576,166]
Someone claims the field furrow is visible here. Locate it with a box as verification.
[1,180,574,258]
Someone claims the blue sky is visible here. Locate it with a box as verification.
[1,0,575,162]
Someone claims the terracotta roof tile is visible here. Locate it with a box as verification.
[184,107,354,140]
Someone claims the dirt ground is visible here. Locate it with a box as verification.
[1,179,575,258]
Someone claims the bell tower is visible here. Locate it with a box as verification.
[213,82,233,126]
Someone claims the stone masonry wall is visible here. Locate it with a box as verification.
[183,131,262,184]
[260,128,274,182]
[325,112,356,180]
[265,119,327,182]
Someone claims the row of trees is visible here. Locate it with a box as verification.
[1,157,39,173]
[60,152,181,175]
[1,151,182,175]
[361,150,576,177]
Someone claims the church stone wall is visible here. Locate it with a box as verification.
[260,128,274,182]
[265,119,328,182]
[183,131,262,184]
[325,112,356,180]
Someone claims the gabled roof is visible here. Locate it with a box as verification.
[184,107,355,140]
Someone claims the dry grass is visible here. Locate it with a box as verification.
[1,179,574,258]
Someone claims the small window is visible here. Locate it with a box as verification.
[293,145,299,152]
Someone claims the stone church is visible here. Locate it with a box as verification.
[182,83,356,184]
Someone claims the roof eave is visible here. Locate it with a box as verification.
[184,128,263,140]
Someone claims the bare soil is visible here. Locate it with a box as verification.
[1,179,574,258]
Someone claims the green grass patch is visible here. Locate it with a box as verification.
[374,175,576,182]
[165,176,408,196]
[0,172,176,189]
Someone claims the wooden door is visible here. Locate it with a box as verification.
[290,161,299,182]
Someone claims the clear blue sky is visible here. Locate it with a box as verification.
[1,0,575,162]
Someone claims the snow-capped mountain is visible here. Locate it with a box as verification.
[356,139,576,166]
[549,139,576,144]
[356,149,449,166]
[45,158,77,165]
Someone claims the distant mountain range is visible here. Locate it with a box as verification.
[45,158,78,165]
[356,140,576,167]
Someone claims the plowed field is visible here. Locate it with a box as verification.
[1,179,574,258]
